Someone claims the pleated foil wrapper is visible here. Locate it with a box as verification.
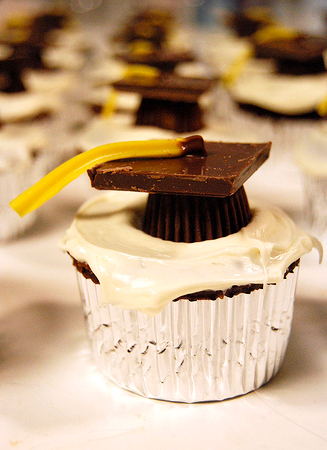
[0,155,47,241]
[302,174,327,242]
[77,268,299,403]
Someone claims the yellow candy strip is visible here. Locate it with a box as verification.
[123,64,160,78]
[10,138,188,217]
[6,13,32,30]
[316,96,327,117]
[253,25,299,44]
[101,88,118,118]
[244,6,274,23]
[222,47,254,86]
[129,40,155,55]
[101,64,159,118]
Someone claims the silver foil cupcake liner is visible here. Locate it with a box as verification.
[77,269,299,403]
[302,174,327,242]
[0,156,47,241]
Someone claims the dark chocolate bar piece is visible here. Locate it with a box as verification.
[88,140,271,197]
[112,73,214,102]
[116,49,195,72]
[225,10,272,37]
[254,35,327,75]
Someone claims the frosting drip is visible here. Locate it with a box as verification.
[60,191,321,316]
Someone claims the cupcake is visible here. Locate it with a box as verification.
[111,8,173,54]
[0,48,63,125]
[253,33,327,76]
[226,71,327,157]
[0,124,48,240]
[294,122,327,243]
[213,29,327,158]
[41,135,320,403]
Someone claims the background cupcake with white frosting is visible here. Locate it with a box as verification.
[0,124,49,240]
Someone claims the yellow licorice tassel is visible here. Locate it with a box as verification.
[222,47,254,86]
[10,138,189,217]
[253,24,299,44]
[101,64,159,118]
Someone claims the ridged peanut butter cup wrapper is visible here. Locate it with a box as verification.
[76,268,299,403]
[143,187,251,242]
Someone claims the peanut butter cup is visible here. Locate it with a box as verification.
[0,55,27,92]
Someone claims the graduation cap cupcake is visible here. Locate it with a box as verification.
[253,33,327,76]
[112,73,215,132]
[10,135,320,402]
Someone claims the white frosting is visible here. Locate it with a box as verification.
[85,58,126,85]
[0,91,62,122]
[22,69,77,93]
[203,32,275,77]
[84,85,141,114]
[176,61,212,79]
[60,191,321,316]
[294,122,327,176]
[46,28,90,51]
[0,124,48,172]
[42,45,85,71]
[75,116,175,151]
[229,72,327,115]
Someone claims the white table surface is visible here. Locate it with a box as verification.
[1,165,326,450]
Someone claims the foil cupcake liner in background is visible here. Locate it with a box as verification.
[0,156,47,241]
[302,175,327,243]
[77,268,299,403]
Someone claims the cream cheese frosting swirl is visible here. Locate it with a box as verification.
[229,72,327,115]
[60,191,321,316]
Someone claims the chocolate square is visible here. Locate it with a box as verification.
[88,141,271,197]
[112,73,214,102]
[115,49,195,72]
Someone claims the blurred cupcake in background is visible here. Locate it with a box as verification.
[0,124,49,241]
[294,122,327,246]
